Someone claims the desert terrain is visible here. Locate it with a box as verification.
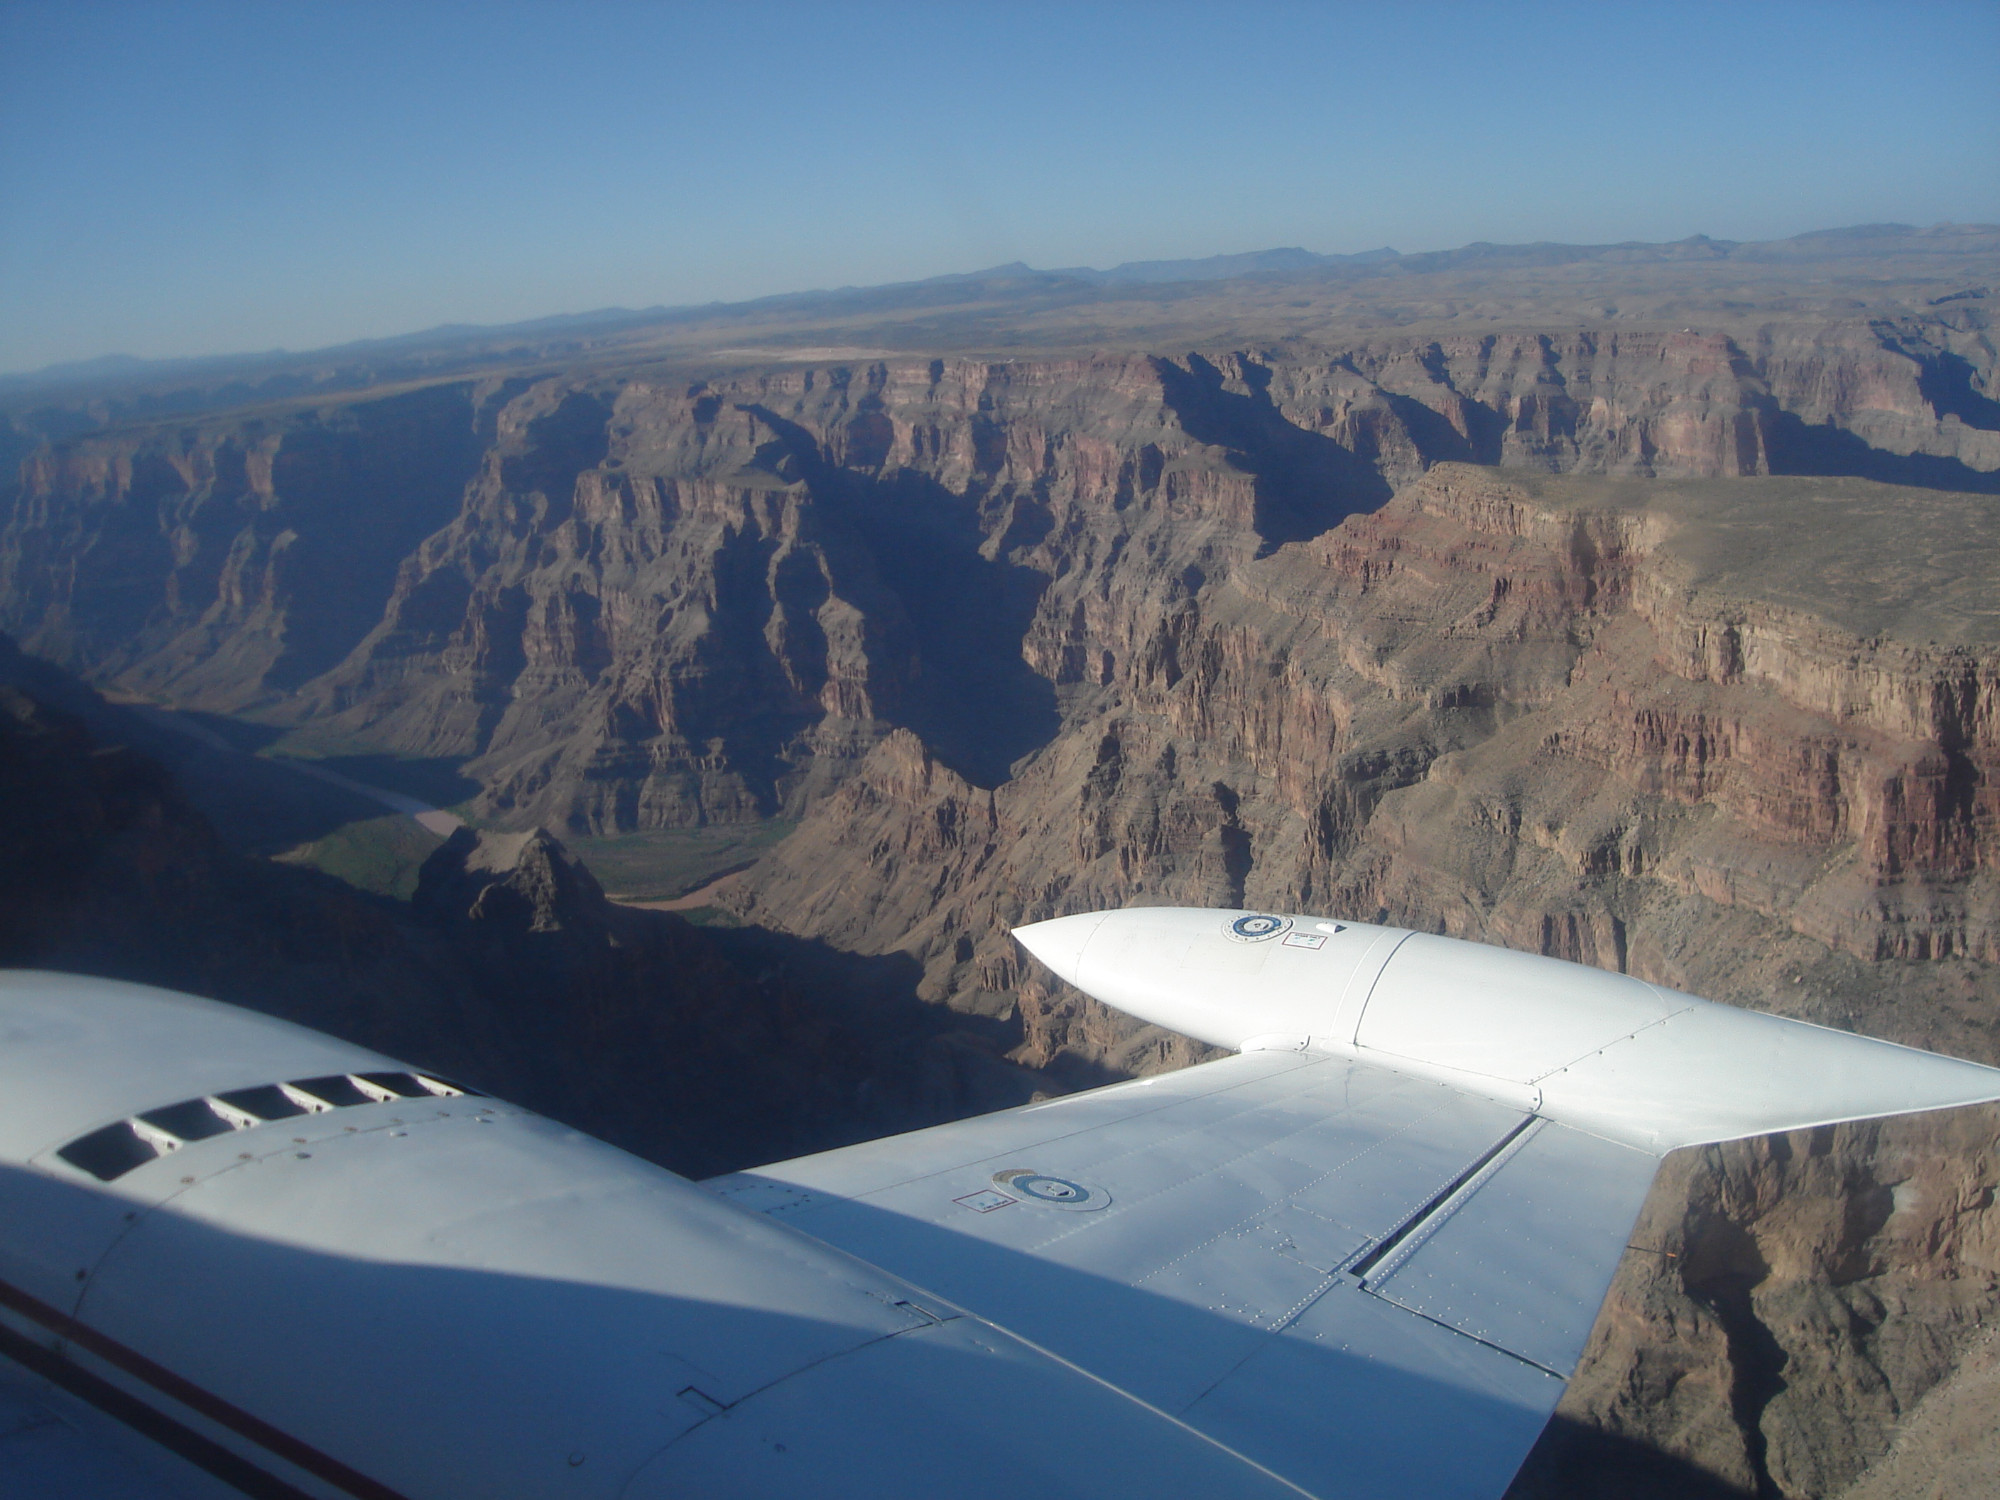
[5,222,2000,1496]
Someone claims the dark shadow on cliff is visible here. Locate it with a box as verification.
[259,384,494,690]
[1413,340,1512,463]
[494,389,612,523]
[1381,387,1492,466]
[1505,1415,1756,1500]
[0,670,1076,1181]
[1916,351,2000,433]
[1153,353,1394,553]
[740,404,1060,788]
[1762,406,2000,494]
[650,516,846,815]
[700,921,1099,1142]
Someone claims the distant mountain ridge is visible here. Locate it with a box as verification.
[7,221,1995,400]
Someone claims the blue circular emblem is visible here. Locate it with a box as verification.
[1013,1175,1089,1204]
[992,1168,1112,1211]
[1226,913,1293,942]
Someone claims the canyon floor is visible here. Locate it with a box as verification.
[5,223,2000,1497]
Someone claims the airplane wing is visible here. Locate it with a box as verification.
[709,1047,1659,1499]
[7,908,2000,1500]
[708,906,2000,1499]
[0,1353,232,1500]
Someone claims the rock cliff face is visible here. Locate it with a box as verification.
[2,303,1994,837]
[720,463,2000,1497]
[1,382,492,699]
[727,464,2000,1011]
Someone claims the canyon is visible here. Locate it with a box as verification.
[4,224,2000,1496]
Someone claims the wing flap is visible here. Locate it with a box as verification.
[1355,1118,1659,1376]
[1184,1284,1565,1500]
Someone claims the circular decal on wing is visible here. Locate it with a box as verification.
[1225,913,1293,943]
[991,1168,1111,1212]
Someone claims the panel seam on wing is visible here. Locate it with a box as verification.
[1131,1096,1481,1290]
[1526,1004,1699,1085]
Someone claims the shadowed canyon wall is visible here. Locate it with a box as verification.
[4,309,1994,836]
[0,648,1050,1178]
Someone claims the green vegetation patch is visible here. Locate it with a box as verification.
[668,905,747,929]
[569,820,796,903]
[274,814,448,901]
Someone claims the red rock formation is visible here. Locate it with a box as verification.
[722,464,2000,1497]
[6,308,1994,837]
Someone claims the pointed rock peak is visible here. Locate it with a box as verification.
[414,825,610,933]
[455,826,582,878]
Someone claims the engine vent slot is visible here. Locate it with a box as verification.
[288,1075,374,1109]
[359,1071,462,1100]
[53,1073,484,1181]
[58,1122,165,1181]
[213,1084,308,1121]
[137,1099,237,1143]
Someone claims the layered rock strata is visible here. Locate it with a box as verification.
[3,309,1993,837]
[722,465,2000,1497]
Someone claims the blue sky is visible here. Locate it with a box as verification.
[2,0,1995,374]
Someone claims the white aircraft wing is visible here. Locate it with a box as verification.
[711,905,2000,1499]
[710,1048,1658,1499]
[8,908,2000,1500]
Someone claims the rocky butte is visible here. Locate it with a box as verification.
[3,223,2000,1497]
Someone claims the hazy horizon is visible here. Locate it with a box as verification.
[17,219,1992,382]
